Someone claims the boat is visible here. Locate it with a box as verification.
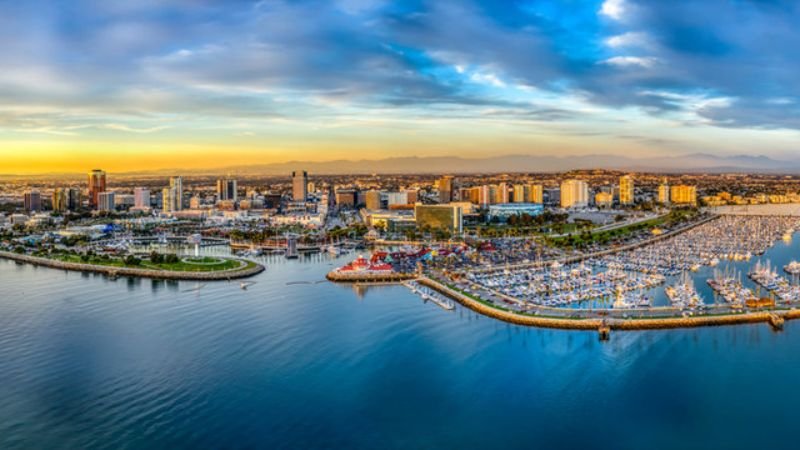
[665,272,701,308]
[785,260,800,276]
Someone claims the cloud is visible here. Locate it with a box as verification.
[100,124,170,133]
[0,0,800,149]
[600,0,626,20]
[601,56,658,68]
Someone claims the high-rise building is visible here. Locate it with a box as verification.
[670,185,697,205]
[657,178,670,204]
[437,176,454,204]
[169,176,183,211]
[619,175,634,205]
[595,191,614,208]
[88,169,106,209]
[513,185,527,203]
[528,184,544,204]
[307,182,316,194]
[97,192,116,212]
[162,187,181,213]
[335,189,357,208]
[67,188,82,211]
[292,170,308,202]
[52,188,68,213]
[24,190,42,212]
[486,185,499,206]
[134,188,151,209]
[216,178,238,202]
[365,190,382,210]
[560,179,589,209]
[495,183,510,204]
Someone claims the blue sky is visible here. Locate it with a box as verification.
[1,0,799,172]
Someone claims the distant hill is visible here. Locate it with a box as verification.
[2,153,798,178]
[211,153,800,175]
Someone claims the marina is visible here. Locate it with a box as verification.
[461,215,800,313]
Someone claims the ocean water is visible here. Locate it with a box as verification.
[2,245,800,449]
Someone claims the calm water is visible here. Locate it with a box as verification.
[2,244,800,449]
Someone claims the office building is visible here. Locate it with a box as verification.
[134,188,151,209]
[437,176,455,203]
[513,185,527,203]
[217,178,238,202]
[162,187,181,213]
[595,192,614,209]
[479,185,494,207]
[620,175,634,206]
[560,179,589,209]
[658,179,670,204]
[292,170,308,202]
[335,189,357,208]
[528,184,544,204]
[495,183,510,204]
[670,185,697,205]
[88,169,106,209]
[365,190,382,210]
[52,188,68,213]
[414,204,463,233]
[67,188,81,211]
[24,190,42,212]
[97,192,115,212]
[169,176,183,211]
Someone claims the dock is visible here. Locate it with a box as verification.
[403,281,455,311]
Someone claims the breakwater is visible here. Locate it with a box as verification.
[418,276,799,333]
[0,251,264,281]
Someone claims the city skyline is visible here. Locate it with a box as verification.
[3,0,800,173]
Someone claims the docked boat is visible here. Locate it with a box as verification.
[785,260,800,276]
[665,272,701,308]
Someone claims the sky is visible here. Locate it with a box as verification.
[1,0,800,173]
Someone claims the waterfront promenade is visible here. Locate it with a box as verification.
[0,251,265,281]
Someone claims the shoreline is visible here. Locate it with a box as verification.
[0,251,265,281]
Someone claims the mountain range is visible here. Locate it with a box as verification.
[3,153,799,178]
[210,153,800,175]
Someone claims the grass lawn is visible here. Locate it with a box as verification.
[50,254,246,272]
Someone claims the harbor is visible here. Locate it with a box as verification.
[393,213,800,333]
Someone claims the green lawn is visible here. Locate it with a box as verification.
[51,254,245,272]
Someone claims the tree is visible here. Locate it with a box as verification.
[150,251,163,264]
[124,255,141,266]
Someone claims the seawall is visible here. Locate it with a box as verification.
[418,276,800,332]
